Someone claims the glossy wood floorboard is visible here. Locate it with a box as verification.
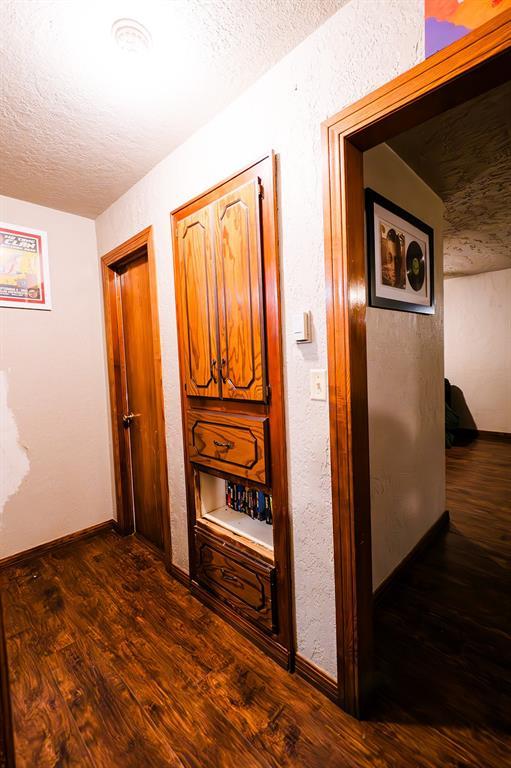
[1,438,510,767]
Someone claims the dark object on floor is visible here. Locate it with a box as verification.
[445,400,459,447]
[445,378,478,447]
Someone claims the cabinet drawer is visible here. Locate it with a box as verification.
[195,528,276,633]
[187,409,268,484]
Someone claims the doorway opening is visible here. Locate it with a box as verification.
[365,78,511,751]
[322,12,511,717]
[102,227,171,565]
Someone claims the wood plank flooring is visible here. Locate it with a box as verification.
[1,437,510,767]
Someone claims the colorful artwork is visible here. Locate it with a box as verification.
[425,0,510,57]
[0,223,51,310]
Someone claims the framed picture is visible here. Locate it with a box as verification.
[365,189,434,315]
[0,223,51,310]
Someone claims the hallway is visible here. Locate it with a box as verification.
[1,439,510,767]
[374,437,510,763]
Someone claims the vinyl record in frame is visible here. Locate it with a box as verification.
[365,188,434,315]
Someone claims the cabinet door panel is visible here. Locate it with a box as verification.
[214,179,266,402]
[176,209,220,398]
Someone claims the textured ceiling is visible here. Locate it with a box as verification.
[390,81,511,279]
[0,0,348,218]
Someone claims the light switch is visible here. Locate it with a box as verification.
[310,369,327,400]
[292,311,312,343]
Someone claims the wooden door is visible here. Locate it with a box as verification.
[176,208,220,398]
[117,253,165,550]
[214,179,266,402]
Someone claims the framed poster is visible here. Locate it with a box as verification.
[365,189,434,315]
[0,223,51,310]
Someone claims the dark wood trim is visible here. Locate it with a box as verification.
[322,11,511,717]
[190,581,290,669]
[111,519,126,536]
[0,596,15,768]
[101,227,172,570]
[0,520,115,570]
[169,563,190,587]
[171,154,294,667]
[477,430,511,443]
[295,654,338,703]
[373,511,450,604]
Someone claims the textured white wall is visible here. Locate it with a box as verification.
[445,269,511,433]
[364,145,445,591]
[95,0,425,677]
[0,196,114,558]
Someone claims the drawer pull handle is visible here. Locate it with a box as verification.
[221,569,240,584]
[210,359,218,384]
[213,440,234,450]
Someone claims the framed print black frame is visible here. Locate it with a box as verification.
[365,188,435,315]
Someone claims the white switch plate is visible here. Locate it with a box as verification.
[310,369,327,400]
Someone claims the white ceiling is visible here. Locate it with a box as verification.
[390,81,511,279]
[0,0,347,218]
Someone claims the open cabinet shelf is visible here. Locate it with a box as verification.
[197,470,273,552]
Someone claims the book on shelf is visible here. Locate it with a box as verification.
[224,480,272,525]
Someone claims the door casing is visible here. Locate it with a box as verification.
[101,227,172,568]
[322,11,511,717]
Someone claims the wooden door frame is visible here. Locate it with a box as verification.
[322,12,511,717]
[101,226,172,569]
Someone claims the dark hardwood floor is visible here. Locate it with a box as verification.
[1,437,509,767]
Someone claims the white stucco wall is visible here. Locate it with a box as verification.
[364,145,445,591]
[444,269,511,433]
[0,196,114,558]
[95,0,425,677]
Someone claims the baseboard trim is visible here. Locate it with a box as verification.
[373,510,450,604]
[191,581,291,670]
[477,430,511,443]
[169,563,190,587]
[0,519,116,570]
[295,654,338,703]
[111,519,127,536]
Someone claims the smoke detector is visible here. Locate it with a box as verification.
[112,18,152,54]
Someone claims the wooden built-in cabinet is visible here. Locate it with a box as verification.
[172,154,293,667]
[176,179,266,402]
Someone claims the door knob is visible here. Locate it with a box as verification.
[122,412,136,428]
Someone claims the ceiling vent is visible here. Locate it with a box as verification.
[111,18,152,55]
